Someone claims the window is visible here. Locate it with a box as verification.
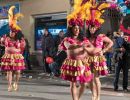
[34,13,67,50]
[0,19,9,36]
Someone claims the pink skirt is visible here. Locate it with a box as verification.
[1,53,25,71]
[88,55,108,76]
[60,58,93,83]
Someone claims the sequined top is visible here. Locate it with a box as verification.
[91,34,106,49]
[59,37,90,60]
[1,36,25,54]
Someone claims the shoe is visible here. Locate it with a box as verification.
[114,87,118,91]
[49,73,55,78]
[13,83,18,91]
[123,88,128,92]
[8,85,12,92]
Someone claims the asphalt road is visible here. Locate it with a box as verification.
[0,73,129,100]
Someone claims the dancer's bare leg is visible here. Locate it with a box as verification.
[95,76,101,100]
[78,83,86,100]
[70,82,78,100]
[90,78,97,100]
[7,71,13,91]
[13,70,21,91]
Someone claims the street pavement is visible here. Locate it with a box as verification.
[0,72,130,100]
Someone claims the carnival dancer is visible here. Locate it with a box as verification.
[86,24,113,100]
[80,0,114,100]
[0,6,25,92]
[59,24,92,100]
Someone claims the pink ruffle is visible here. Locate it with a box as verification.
[95,35,106,48]
[59,37,90,51]
[61,74,93,83]
[94,61,107,67]
[60,43,67,51]
[1,58,24,63]
[60,64,93,83]
[1,66,25,71]
[99,70,108,76]
[90,55,108,76]
[61,65,90,72]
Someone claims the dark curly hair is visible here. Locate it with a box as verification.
[86,24,101,39]
[7,30,24,40]
[66,25,84,41]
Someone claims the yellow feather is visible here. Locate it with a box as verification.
[14,13,24,21]
[67,0,109,26]
[67,0,82,21]
[8,6,23,31]
[98,3,110,11]
[8,6,15,18]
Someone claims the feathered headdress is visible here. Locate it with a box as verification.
[84,1,111,28]
[68,0,116,28]
[8,6,23,33]
[67,0,84,27]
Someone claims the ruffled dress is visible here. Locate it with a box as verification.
[1,37,25,71]
[59,37,93,83]
[88,34,108,76]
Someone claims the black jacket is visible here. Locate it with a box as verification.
[41,33,55,57]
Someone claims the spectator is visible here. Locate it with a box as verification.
[23,38,32,70]
[121,35,130,92]
[48,30,66,77]
[0,36,5,58]
[113,29,127,91]
[41,28,55,75]
[55,30,65,50]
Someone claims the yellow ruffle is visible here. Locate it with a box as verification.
[95,65,108,71]
[63,58,89,67]
[88,55,106,63]
[1,62,24,66]
[61,70,82,76]
[1,53,25,67]
[2,54,24,59]
[61,69,91,77]
[61,58,90,76]
[86,56,108,72]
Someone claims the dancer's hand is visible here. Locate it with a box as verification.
[95,50,103,56]
[119,47,125,52]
